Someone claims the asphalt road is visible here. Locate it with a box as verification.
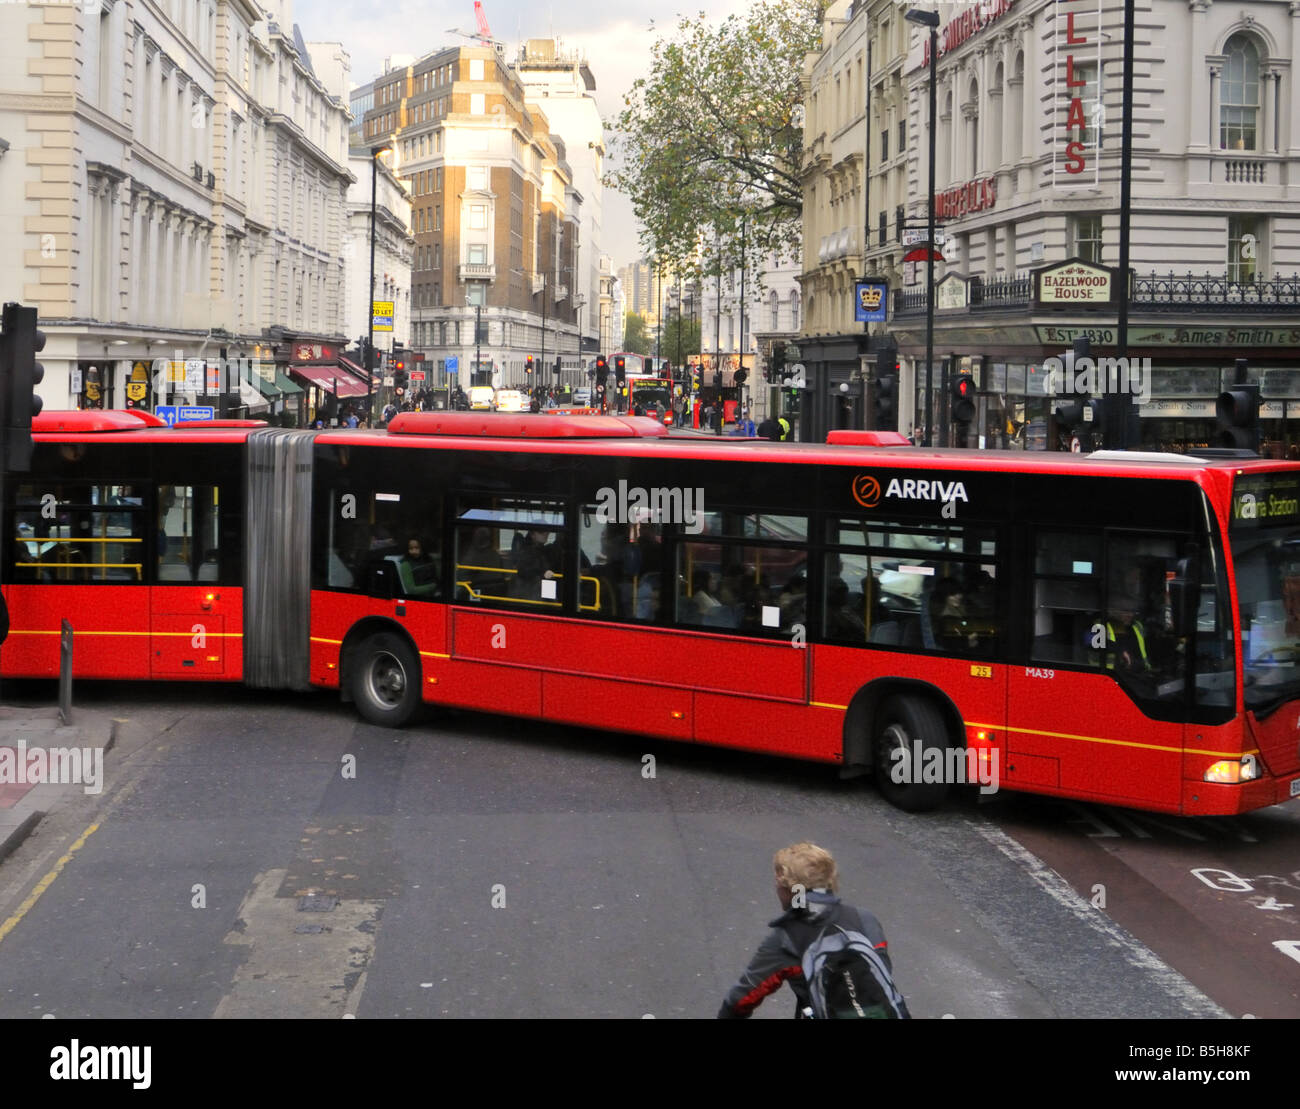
[0,681,1292,1023]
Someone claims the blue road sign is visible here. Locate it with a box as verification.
[156,405,215,425]
[445,356,459,373]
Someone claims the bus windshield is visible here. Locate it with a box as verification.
[1230,472,1300,714]
[1232,525,1300,713]
[632,385,671,410]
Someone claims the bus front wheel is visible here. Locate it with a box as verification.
[873,696,951,812]
[350,633,421,727]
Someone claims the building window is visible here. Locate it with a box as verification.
[470,58,485,81]
[1072,214,1103,263]
[467,283,485,306]
[1228,215,1260,283]
[1221,34,1260,150]
[469,204,486,230]
[878,210,886,244]
[895,205,904,241]
[468,165,487,190]
[880,129,889,163]
[471,93,486,115]
[468,243,487,264]
[898,119,906,153]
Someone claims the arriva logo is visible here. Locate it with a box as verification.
[852,475,882,508]
[884,477,968,503]
[852,474,969,515]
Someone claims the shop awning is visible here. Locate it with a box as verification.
[289,365,369,398]
[339,356,371,381]
[238,378,270,414]
[274,370,303,395]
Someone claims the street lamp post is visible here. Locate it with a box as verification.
[474,298,483,387]
[366,144,391,423]
[906,9,939,448]
[655,262,662,365]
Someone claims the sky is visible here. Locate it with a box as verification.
[291,0,753,272]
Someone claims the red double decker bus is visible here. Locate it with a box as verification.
[6,408,1300,816]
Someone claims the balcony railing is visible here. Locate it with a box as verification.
[893,272,1300,315]
[459,262,496,283]
[1223,158,1266,184]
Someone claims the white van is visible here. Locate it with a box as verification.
[468,386,495,410]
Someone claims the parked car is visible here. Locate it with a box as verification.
[572,388,592,407]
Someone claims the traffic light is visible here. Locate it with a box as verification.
[393,358,408,396]
[615,355,626,383]
[951,372,976,424]
[525,356,534,375]
[713,370,722,388]
[1215,360,1260,451]
[554,356,562,376]
[770,342,787,384]
[595,355,608,386]
[875,373,899,432]
[0,302,46,471]
[733,368,748,385]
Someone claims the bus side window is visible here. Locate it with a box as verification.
[1031,529,1102,666]
[157,486,222,583]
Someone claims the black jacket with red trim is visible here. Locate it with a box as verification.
[717,890,892,1019]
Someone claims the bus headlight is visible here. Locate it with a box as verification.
[1204,754,1259,784]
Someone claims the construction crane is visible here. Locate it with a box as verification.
[447,2,504,50]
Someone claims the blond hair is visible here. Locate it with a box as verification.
[773,842,838,893]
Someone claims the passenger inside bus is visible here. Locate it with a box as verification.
[398,536,440,598]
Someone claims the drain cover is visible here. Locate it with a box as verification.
[297,895,339,913]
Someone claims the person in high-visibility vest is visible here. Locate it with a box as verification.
[777,416,791,441]
[1104,594,1150,672]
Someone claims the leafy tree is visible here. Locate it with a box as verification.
[662,313,702,368]
[623,311,652,355]
[607,0,826,284]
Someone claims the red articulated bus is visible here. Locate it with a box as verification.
[6,408,1300,816]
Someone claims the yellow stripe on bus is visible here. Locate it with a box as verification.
[6,629,242,638]
[965,720,1259,759]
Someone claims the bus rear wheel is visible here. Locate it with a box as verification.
[873,696,951,813]
[350,633,421,727]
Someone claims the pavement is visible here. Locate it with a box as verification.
[0,703,119,864]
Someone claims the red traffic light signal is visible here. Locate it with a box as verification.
[951,373,976,423]
[615,355,626,382]
[526,356,535,374]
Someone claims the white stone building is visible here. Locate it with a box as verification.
[515,39,605,355]
[893,0,1300,451]
[344,150,414,360]
[0,0,353,422]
